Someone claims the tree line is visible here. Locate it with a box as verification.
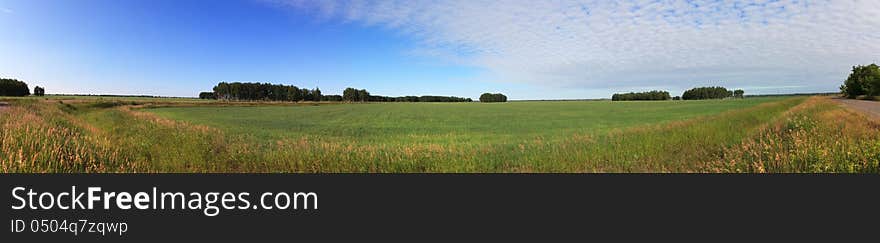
[840,63,880,99]
[0,78,30,96]
[211,82,323,101]
[612,90,670,101]
[611,87,744,101]
[323,95,343,101]
[341,87,472,102]
[205,83,475,102]
[682,86,743,100]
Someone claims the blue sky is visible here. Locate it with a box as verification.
[1,0,878,99]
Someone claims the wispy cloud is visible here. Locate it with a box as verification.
[0,7,12,14]
[271,0,880,92]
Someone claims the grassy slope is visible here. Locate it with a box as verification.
[709,97,879,172]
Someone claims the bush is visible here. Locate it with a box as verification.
[479,93,507,103]
[0,78,30,97]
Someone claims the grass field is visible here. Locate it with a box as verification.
[1,96,878,172]
[147,98,785,145]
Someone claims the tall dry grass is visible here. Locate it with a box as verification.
[0,100,142,172]
[707,97,880,173]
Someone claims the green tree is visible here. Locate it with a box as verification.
[343,88,358,102]
[861,64,880,97]
[312,87,322,101]
[322,95,343,101]
[213,82,230,100]
[198,92,215,99]
[842,64,880,98]
[33,86,45,96]
[733,89,744,98]
[479,93,508,102]
[682,86,732,100]
[211,82,320,101]
[286,86,300,101]
[357,89,370,102]
[0,78,30,96]
[611,90,670,101]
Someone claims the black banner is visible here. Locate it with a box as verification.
[2,174,879,241]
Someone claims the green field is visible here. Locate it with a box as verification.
[147,98,785,145]
[2,96,878,173]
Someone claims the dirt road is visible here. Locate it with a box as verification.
[835,98,880,120]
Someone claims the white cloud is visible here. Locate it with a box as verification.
[271,0,880,92]
[0,7,12,14]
